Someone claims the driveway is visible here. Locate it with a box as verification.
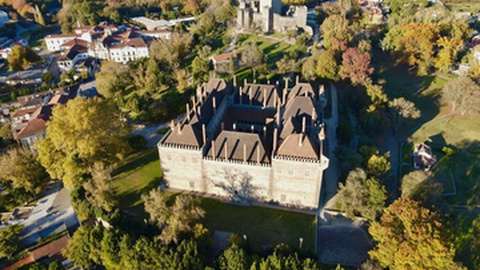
[131,114,185,148]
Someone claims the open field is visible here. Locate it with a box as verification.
[375,52,480,206]
[112,148,316,251]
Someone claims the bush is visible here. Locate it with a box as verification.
[336,119,354,144]
[128,135,147,150]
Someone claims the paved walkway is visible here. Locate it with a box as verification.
[131,114,185,148]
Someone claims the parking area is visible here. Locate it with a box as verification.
[318,211,374,267]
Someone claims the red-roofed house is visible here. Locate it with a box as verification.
[3,235,70,270]
[211,52,239,73]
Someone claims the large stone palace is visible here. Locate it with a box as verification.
[158,78,329,209]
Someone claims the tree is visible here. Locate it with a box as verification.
[365,84,388,112]
[401,170,443,205]
[435,37,463,72]
[96,61,130,98]
[241,41,265,69]
[42,72,55,84]
[150,33,193,68]
[316,49,340,81]
[63,225,103,269]
[218,244,249,270]
[0,225,22,259]
[183,0,200,15]
[340,47,374,85]
[142,189,205,244]
[320,14,354,49]
[276,56,295,75]
[369,198,462,269]
[442,77,480,117]
[385,23,440,75]
[0,148,48,196]
[38,98,131,189]
[83,163,118,213]
[366,154,391,176]
[336,168,387,221]
[388,97,421,132]
[192,46,212,82]
[7,45,40,71]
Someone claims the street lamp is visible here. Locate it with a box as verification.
[299,237,303,249]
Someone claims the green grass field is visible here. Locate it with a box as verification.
[112,148,316,251]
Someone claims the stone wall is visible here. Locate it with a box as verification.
[158,145,205,192]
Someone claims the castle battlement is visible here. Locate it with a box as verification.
[158,77,329,209]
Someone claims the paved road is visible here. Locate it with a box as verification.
[20,182,79,248]
[321,83,339,210]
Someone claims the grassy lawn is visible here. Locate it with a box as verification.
[113,148,316,251]
[112,148,163,216]
[240,34,298,66]
[201,198,316,252]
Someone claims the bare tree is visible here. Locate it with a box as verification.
[442,77,480,117]
[212,169,258,203]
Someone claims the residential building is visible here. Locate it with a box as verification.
[11,85,81,149]
[158,77,329,209]
[45,21,171,64]
[412,143,437,171]
[211,52,239,73]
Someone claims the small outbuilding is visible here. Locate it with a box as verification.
[412,143,437,171]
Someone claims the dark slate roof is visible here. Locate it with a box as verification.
[283,96,319,127]
[276,134,319,160]
[163,123,203,148]
[207,130,270,163]
[286,83,316,102]
[236,83,279,107]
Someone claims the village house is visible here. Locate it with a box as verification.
[211,52,239,73]
[412,143,437,171]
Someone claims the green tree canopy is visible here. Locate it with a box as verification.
[38,97,131,189]
[0,225,22,259]
[336,168,387,221]
[0,148,48,196]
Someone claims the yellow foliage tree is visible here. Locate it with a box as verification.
[435,37,463,72]
[37,98,131,189]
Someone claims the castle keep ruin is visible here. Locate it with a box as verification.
[237,0,313,35]
[158,78,328,209]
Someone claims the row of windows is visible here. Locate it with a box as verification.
[276,168,311,177]
[166,155,198,164]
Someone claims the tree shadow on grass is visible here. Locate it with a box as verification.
[117,176,163,210]
[112,149,159,177]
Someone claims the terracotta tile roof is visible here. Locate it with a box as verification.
[16,118,46,139]
[3,236,69,270]
[207,130,270,163]
[46,34,80,39]
[59,38,89,49]
[31,235,69,261]
[211,52,238,63]
[10,107,38,118]
[277,134,319,160]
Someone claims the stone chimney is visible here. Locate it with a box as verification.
[202,124,206,145]
[302,116,306,133]
[263,88,267,107]
[212,140,216,160]
[256,144,260,165]
[239,86,243,105]
[224,141,228,160]
[212,96,217,114]
[243,144,247,163]
[186,103,191,121]
[170,120,175,131]
[273,128,278,154]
